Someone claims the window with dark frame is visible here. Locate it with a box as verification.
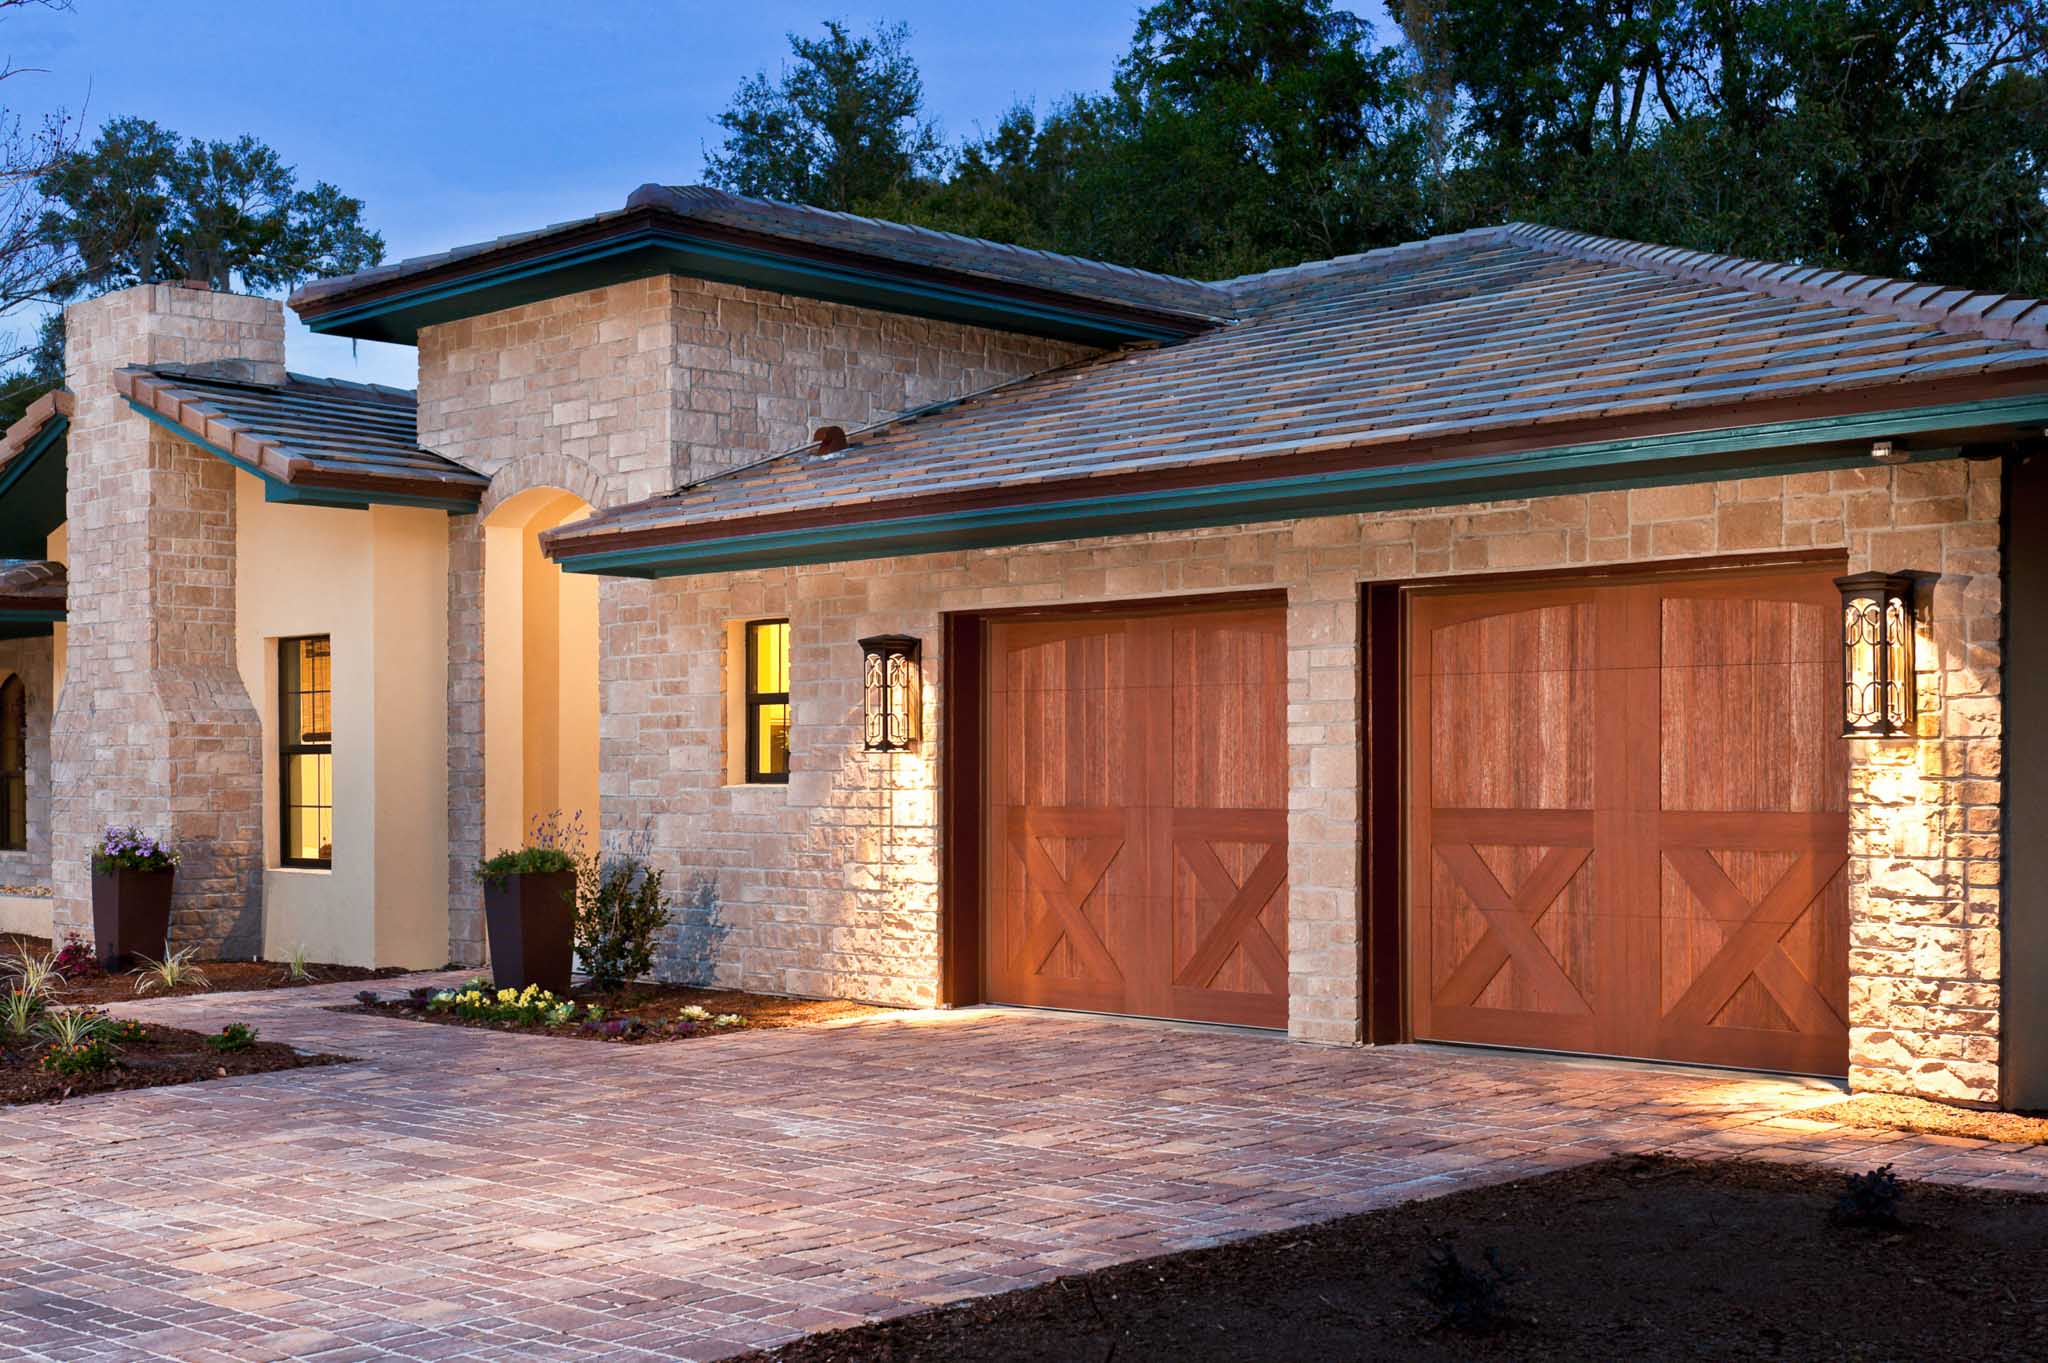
[0,675,23,852]
[745,619,791,783]
[279,636,333,867]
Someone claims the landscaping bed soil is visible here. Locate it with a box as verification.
[0,1020,350,1107]
[341,979,888,1043]
[3,933,413,1004]
[1795,1093,2048,1145]
[741,1155,2048,1363]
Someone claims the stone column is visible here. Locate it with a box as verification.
[49,284,281,955]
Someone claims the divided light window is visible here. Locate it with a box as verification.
[280,636,334,867]
[745,619,791,783]
[0,675,23,851]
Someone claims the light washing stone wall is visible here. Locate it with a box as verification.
[595,460,2001,1103]
[233,477,452,969]
[50,285,278,954]
[418,277,1091,961]
[0,634,53,908]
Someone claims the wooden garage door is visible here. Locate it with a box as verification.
[1406,566,1850,1075]
[984,601,1288,1028]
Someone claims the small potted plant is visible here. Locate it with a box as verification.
[474,810,585,994]
[90,826,181,969]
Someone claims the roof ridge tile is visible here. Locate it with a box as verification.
[1504,222,2048,345]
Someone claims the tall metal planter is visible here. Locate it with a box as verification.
[90,867,176,969]
[481,870,577,994]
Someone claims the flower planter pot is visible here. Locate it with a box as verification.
[482,870,577,994]
[90,867,176,969]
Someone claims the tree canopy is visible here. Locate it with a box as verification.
[705,1,2048,294]
[704,20,943,212]
[0,109,386,428]
[36,116,384,297]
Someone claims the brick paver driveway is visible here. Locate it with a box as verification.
[2,977,2043,1361]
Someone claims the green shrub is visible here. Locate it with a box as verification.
[576,855,673,991]
[133,945,210,995]
[474,809,588,889]
[204,1022,259,1053]
[2,987,43,1038]
[42,1036,116,1077]
[1834,1164,1905,1228]
[33,1006,110,1049]
[1,948,65,999]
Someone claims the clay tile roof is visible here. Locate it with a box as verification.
[0,389,72,483]
[115,364,488,506]
[550,223,2048,561]
[0,558,63,614]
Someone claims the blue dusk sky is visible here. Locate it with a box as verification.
[3,1,1386,388]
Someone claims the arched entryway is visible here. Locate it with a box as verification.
[482,487,599,859]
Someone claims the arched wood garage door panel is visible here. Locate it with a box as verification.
[1406,566,1850,1075]
[984,601,1289,1028]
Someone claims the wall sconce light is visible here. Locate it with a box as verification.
[1835,572,1917,738]
[859,634,921,751]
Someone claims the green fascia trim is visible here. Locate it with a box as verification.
[0,416,66,559]
[299,229,1197,347]
[124,401,479,515]
[0,609,58,639]
[558,393,2048,579]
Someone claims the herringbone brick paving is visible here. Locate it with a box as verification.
[1,975,2041,1361]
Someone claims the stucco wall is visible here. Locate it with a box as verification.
[595,460,2001,1103]
[235,476,451,968]
[418,277,1092,962]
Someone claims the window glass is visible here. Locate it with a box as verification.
[745,620,791,783]
[280,637,334,865]
[0,676,23,851]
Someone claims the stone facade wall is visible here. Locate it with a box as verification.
[0,635,52,889]
[417,277,1090,961]
[596,460,2001,1103]
[49,285,277,953]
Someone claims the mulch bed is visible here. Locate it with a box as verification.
[3,933,413,1005]
[1795,1092,2048,1146]
[740,1155,2048,1363]
[1,1020,350,1108]
[340,979,888,1044]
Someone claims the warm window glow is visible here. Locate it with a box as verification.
[0,674,23,851]
[746,620,791,782]
[280,636,334,865]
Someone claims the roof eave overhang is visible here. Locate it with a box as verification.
[549,391,2048,579]
[122,399,482,514]
[0,414,69,558]
[292,212,1218,348]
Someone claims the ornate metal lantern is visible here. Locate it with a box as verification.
[859,634,921,752]
[1834,572,1918,738]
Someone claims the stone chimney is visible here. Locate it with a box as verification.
[49,284,284,954]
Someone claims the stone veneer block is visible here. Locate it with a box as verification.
[49,285,279,954]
